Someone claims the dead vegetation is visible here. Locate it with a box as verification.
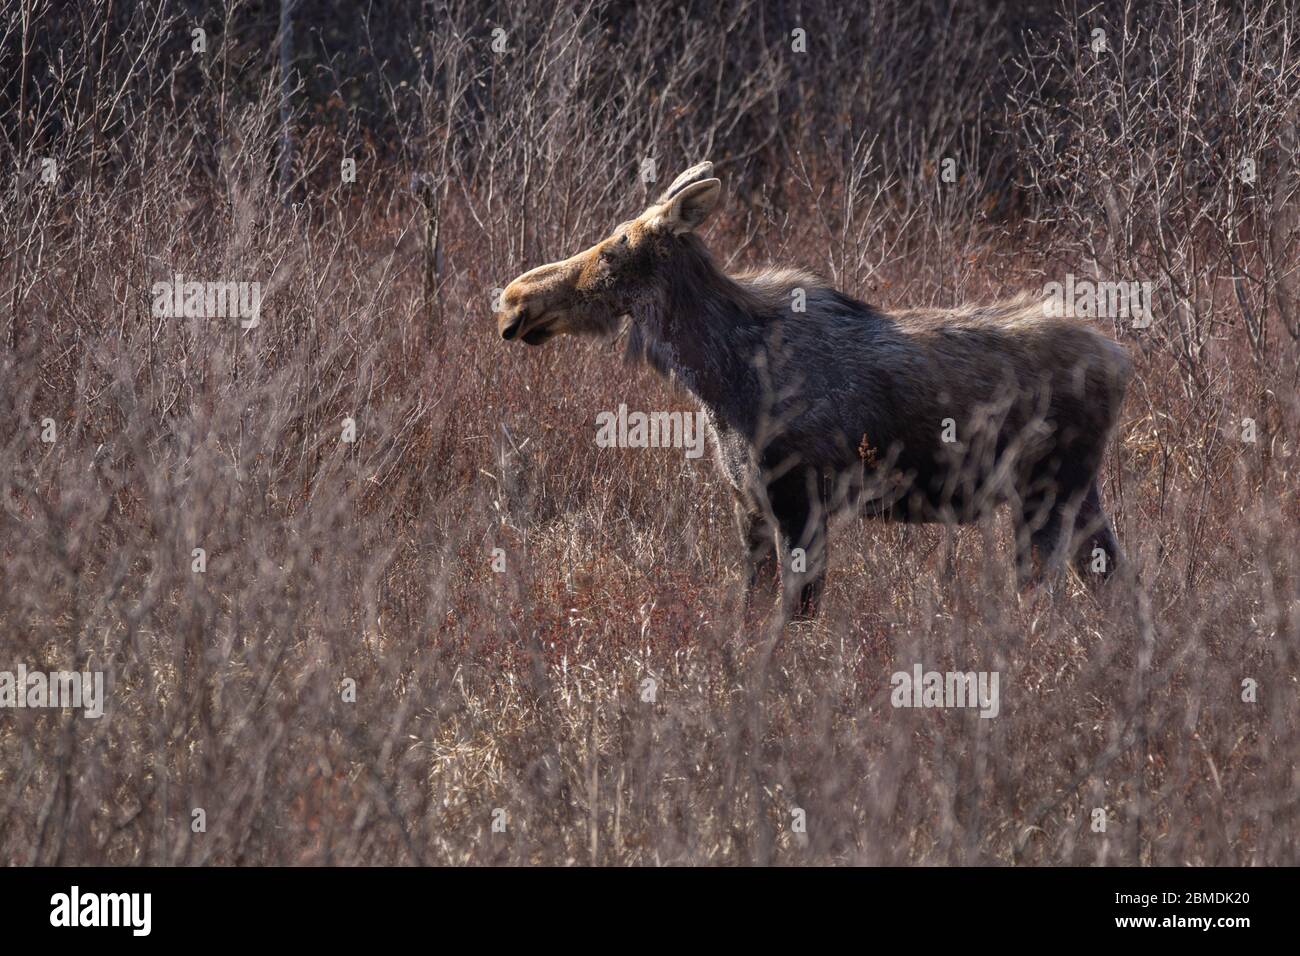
[0,0,1297,865]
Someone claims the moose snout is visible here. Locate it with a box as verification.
[497,279,536,340]
[499,307,526,340]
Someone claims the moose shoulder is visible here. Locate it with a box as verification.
[497,161,1132,619]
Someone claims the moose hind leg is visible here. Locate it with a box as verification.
[1072,480,1121,582]
[1029,505,1070,585]
[1014,488,1055,588]
[1015,483,1074,589]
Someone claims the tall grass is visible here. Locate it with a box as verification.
[1,0,1296,864]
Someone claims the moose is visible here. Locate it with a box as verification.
[496,162,1132,619]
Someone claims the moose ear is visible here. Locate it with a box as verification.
[651,178,721,235]
[654,161,715,204]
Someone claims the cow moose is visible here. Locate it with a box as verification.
[496,161,1132,619]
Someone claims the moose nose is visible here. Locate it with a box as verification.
[500,310,524,340]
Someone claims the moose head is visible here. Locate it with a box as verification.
[496,161,721,346]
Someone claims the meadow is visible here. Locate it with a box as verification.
[1,0,1296,865]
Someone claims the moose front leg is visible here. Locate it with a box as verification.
[735,498,779,608]
[770,478,828,621]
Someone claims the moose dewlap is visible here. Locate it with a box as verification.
[496,161,1132,619]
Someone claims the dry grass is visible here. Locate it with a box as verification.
[1,0,1297,865]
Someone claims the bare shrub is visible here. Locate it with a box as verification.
[0,0,1295,865]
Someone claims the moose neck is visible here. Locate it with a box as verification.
[626,236,764,427]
